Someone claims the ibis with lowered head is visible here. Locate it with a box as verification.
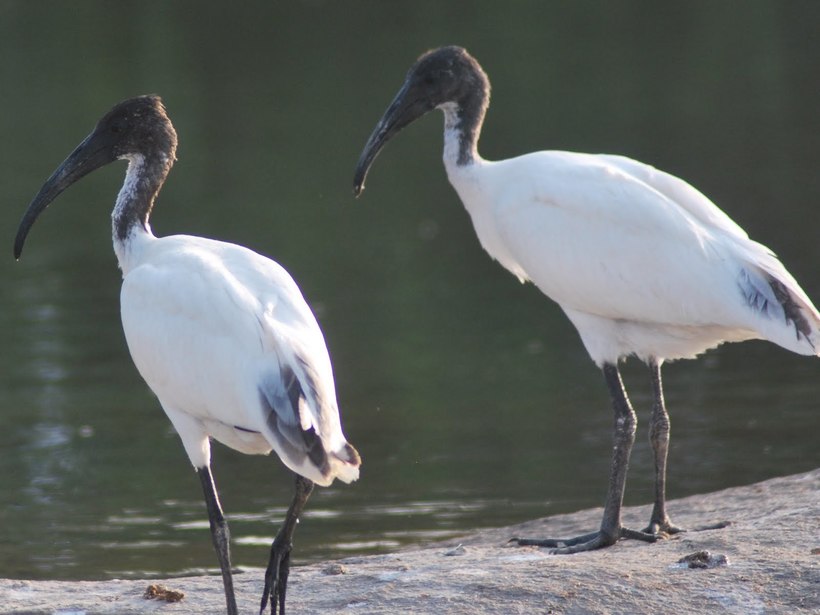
[15,95,361,614]
[353,46,819,553]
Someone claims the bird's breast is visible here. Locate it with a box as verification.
[118,252,269,431]
[447,165,530,283]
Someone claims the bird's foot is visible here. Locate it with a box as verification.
[645,517,732,536]
[511,526,659,554]
[691,520,733,532]
[259,538,292,615]
[643,518,686,537]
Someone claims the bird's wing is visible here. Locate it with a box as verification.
[487,152,758,326]
[120,236,358,484]
[254,290,357,481]
[601,155,819,326]
[595,154,750,240]
[239,246,360,484]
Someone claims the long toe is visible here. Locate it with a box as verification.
[260,547,291,615]
[550,531,620,554]
[619,527,662,542]
[512,526,659,555]
[691,520,733,532]
[510,531,601,549]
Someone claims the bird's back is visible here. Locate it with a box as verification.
[119,233,359,485]
[448,151,820,362]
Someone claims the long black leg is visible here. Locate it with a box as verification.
[512,362,657,553]
[645,358,684,535]
[259,474,314,615]
[198,466,238,615]
[645,360,729,534]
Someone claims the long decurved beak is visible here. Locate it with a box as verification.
[353,81,433,197]
[14,129,115,259]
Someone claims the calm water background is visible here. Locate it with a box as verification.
[0,1,818,580]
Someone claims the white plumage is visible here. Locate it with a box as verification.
[447,149,819,364]
[118,229,357,485]
[354,45,818,554]
[16,95,359,614]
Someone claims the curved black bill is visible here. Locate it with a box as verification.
[14,130,116,259]
[352,120,392,198]
[353,81,433,198]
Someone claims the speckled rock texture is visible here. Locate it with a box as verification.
[2,469,817,614]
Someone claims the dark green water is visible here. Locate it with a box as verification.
[0,1,818,580]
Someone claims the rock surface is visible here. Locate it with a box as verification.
[2,469,818,614]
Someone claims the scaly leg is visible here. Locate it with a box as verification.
[644,358,684,535]
[512,362,657,553]
[198,466,238,615]
[259,474,314,615]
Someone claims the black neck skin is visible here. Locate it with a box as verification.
[450,80,489,166]
[113,152,173,243]
[438,47,491,167]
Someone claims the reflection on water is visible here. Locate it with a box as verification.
[1,2,819,581]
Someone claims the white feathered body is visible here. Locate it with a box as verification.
[444,146,820,365]
[114,229,359,487]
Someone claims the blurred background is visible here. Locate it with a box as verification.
[0,1,818,581]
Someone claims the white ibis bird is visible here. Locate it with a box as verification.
[353,46,819,553]
[15,95,361,614]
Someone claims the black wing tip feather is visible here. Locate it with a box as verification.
[766,274,813,341]
[261,367,332,476]
[339,442,361,467]
[302,426,331,474]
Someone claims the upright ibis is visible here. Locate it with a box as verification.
[15,95,361,614]
[353,46,819,553]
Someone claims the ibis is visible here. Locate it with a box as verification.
[353,46,819,553]
[15,95,361,614]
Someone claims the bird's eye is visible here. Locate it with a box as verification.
[111,121,123,134]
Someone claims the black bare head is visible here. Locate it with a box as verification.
[353,46,490,196]
[14,95,178,259]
